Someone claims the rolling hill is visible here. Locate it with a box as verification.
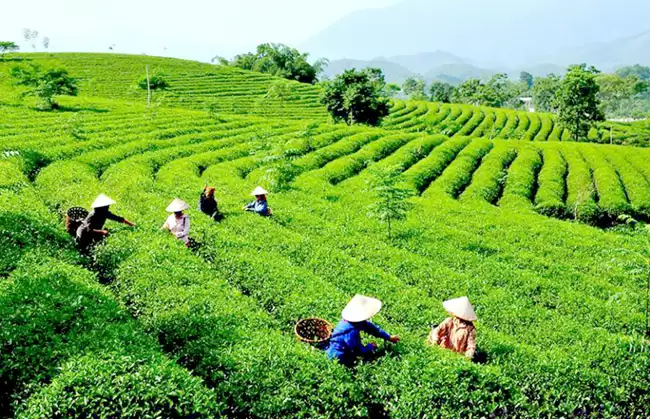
[0,53,649,417]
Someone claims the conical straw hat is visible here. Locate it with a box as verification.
[341,295,383,322]
[443,296,477,321]
[250,186,269,196]
[166,198,190,212]
[91,194,116,209]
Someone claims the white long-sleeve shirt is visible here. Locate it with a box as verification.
[163,214,190,244]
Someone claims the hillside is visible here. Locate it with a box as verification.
[0,53,327,120]
[1,53,649,417]
[301,0,650,66]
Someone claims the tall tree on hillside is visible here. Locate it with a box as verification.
[520,71,534,89]
[402,76,427,101]
[0,41,19,60]
[429,81,455,103]
[11,63,78,110]
[366,166,413,240]
[138,68,169,106]
[320,68,390,126]
[555,64,605,141]
[219,43,327,85]
[532,74,561,112]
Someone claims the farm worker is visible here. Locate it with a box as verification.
[243,186,272,216]
[76,194,136,249]
[427,296,477,359]
[198,186,221,221]
[162,198,191,246]
[326,295,400,366]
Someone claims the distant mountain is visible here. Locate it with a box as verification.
[424,63,493,84]
[301,0,650,66]
[322,59,415,84]
[548,30,650,71]
[382,51,466,75]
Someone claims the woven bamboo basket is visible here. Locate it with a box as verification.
[294,318,333,345]
[65,207,89,236]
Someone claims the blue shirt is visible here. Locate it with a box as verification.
[246,199,268,215]
[326,320,391,365]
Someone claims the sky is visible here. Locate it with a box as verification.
[1,0,400,62]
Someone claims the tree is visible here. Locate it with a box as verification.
[532,74,561,112]
[0,41,19,60]
[320,68,390,126]
[366,167,413,239]
[616,65,650,81]
[42,37,50,51]
[23,29,39,51]
[402,76,427,100]
[555,64,605,142]
[453,74,518,108]
[220,43,327,84]
[520,71,534,89]
[383,83,401,97]
[453,78,482,105]
[429,81,455,103]
[11,63,78,109]
[138,69,169,106]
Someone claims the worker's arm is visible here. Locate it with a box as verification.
[175,217,190,239]
[254,200,268,214]
[464,327,476,359]
[360,321,392,341]
[429,318,452,345]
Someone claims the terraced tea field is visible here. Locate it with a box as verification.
[1,54,649,418]
[383,99,650,147]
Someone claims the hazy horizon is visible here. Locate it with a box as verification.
[1,0,400,62]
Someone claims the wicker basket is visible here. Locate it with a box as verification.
[65,207,89,236]
[295,318,333,345]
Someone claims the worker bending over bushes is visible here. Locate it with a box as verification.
[427,296,477,359]
[198,186,222,221]
[76,194,135,250]
[243,186,272,216]
[162,198,191,247]
[326,295,399,366]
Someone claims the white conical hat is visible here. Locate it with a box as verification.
[91,194,116,208]
[250,186,269,196]
[443,296,477,321]
[166,198,190,212]
[341,295,383,322]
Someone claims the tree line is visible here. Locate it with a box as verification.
[399,66,650,120]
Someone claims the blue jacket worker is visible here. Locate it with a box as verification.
[243,186,272,216]
[326,295,400,366]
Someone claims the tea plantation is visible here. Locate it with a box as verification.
[0,53,649,418]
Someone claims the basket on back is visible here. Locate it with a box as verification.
[66,207,89,236]
[295,318,333,347]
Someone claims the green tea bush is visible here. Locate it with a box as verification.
[601,147,650,218]
[534,145,568,217]
[455,108,484,136]
[401,136,471,192]
[461,144,518,203]
[580,145,632,220]
[564,146,600,223]
[500,145,543,209]
[428,139,494,198]
[0,256,218,417]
